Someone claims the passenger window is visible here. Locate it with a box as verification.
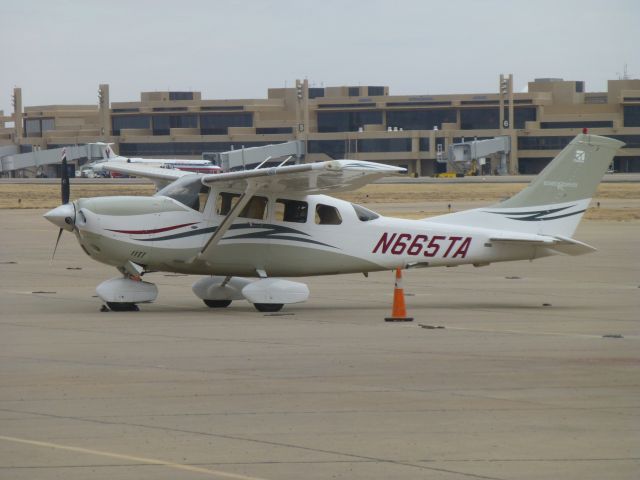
[216,192,268,220]
[275,199,308,223]
[315,204,342,225]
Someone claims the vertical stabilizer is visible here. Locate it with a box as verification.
[498,134,623,209]
[427,134,624,237]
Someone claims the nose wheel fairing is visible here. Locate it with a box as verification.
[96,276,158,306]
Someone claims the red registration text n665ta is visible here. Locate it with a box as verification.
[372,232,472,258]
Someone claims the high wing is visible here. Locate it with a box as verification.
[200,160,406,194]
[93,162,194,189]
[195,160,405,261]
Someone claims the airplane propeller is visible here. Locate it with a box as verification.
[61,156,70,204]
[45,151,76,262]
[51,227,64,262]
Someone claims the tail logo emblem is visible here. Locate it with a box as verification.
[574,150,585,163]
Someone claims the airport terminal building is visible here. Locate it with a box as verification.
[1,76,639,176]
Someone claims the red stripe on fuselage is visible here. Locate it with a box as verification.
[107,222,198,235]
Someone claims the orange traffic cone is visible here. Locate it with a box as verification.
[384,268,413,322]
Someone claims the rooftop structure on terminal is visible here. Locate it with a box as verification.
[1,75,639,177]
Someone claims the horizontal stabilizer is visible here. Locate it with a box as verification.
[489,234,596,256]
[548,235,597,256]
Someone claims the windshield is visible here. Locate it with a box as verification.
[156,176,207,211]
[352,203,380,221]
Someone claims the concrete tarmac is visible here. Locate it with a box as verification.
[0,209,638,480]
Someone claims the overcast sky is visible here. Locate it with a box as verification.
[1,0,638,114]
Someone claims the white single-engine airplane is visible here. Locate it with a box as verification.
[44,133,622,312]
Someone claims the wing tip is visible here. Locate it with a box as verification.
[329,159,408,173]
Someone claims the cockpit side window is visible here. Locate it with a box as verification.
[241,196,268,220]
[216,192,239,216]
[216,192,268,220]
[195,187,210,213]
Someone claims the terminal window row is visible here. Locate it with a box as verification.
[317,107,537,132]
[111,113,253,135]
[109,107,540,136]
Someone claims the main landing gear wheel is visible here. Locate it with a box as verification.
[106,302,140,312]
[203,299,232,308]
[253,303,284,313]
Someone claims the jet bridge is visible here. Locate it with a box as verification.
[443,136,511,176]
[204,140,304,172]
[0,143,108,177]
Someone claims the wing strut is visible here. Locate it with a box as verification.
[196,182,258,260]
